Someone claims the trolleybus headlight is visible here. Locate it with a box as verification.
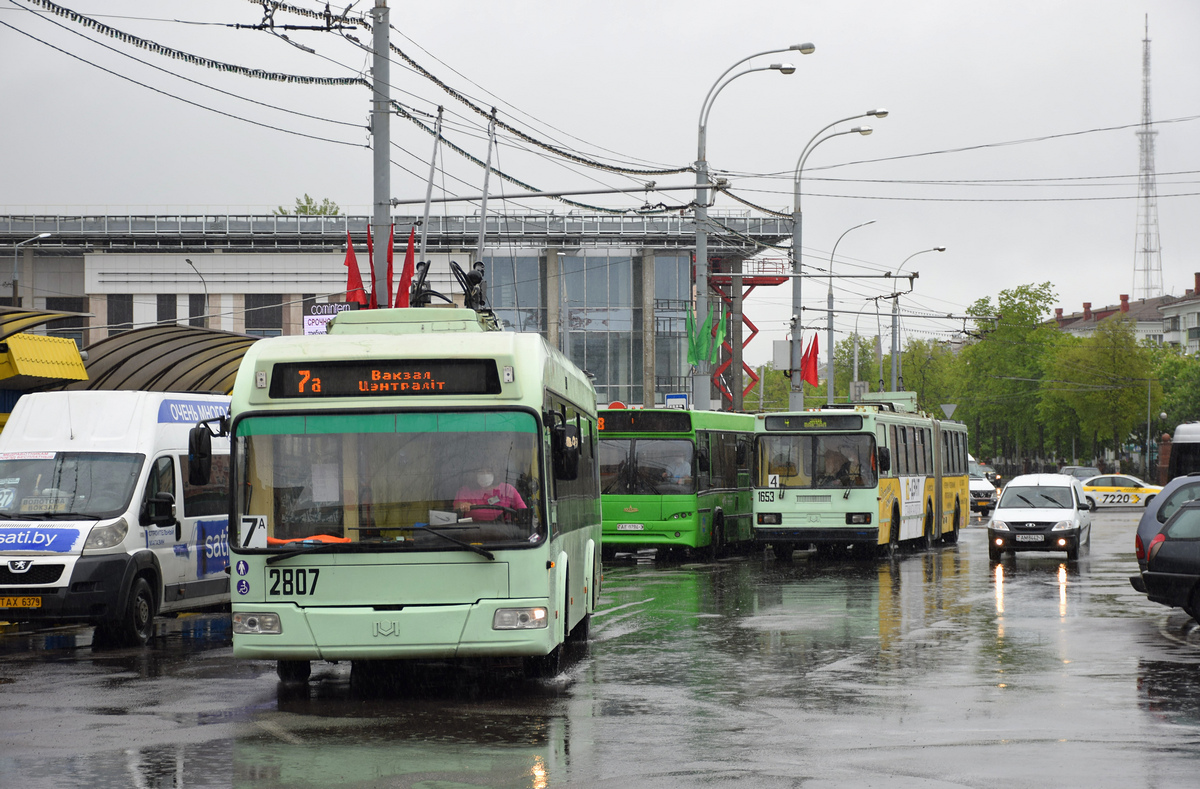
[83,517,129,551]
[991,520,1010,531]
[233,612,282,635]
[757,513,782,525]
[846,513,872,525]
[1050,521,1073,531]
[492,607,548,630]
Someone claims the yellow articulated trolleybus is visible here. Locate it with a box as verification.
[190,307,601,682]
[598,408,755,560]
[752,393,969,560]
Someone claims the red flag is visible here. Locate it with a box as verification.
[802,334,820,386]
[396,227,416,308]
[343,232,367,306]
[383,224,395,308]
[366,227,378,309]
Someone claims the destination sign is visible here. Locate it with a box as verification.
[763,414,863,431]
[599,410,691,434]
[269,360,501,398]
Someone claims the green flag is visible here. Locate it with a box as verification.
[709,304,727,364]
[686,309,698,365]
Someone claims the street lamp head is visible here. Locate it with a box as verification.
[791,42,816,54]
[770,63,797,75]
[867,108,889,118]
[35,232,51,240]
[934,246,946,252]
[851,126,873,136]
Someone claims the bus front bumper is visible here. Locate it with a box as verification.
[754,527,880,546]
[231,598,557,661]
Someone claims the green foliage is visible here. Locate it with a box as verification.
[275,194,340,215]
[1156,350,1200,426]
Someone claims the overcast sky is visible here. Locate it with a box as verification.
[2,0,1198,366]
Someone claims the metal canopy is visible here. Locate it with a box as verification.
[58,325,259,394]
[0,305,92,342]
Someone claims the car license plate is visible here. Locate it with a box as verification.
[616,523,644,531]
[0,596,41,608]
[1015,534,1044,542]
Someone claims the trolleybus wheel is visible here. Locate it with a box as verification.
[944,501,962,545]
[919,507,935,551]
[882,508,901,560]
[277,660,311,683]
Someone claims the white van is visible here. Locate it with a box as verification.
[0,391,231,645]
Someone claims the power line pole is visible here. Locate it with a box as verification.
[371,0,390,306]
[1134,14,1164,300]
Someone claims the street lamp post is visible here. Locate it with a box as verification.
[11,232,51,307]
[890,246,944,391]
[185,258,209,329]
[826,220,875,405]
[695,44,812,411]
[790,109,886,410]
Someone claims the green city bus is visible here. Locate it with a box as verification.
[199,307,600,681]
[598,408,755,560]
[752,394,969,560]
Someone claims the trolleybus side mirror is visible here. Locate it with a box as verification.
[188,425,212,486]
[552,422,581,481]
[878,447,891,473]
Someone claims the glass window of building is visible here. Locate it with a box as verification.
[108,294,133,336]
[654,254,691,403]
[561,250,642,406]
[45,297,87,347]
[189,294,206,328]
[484,251,542,332]
[157,294,177,325]
[245,294,283,337]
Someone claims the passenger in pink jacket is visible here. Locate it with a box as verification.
[453,466,527,522]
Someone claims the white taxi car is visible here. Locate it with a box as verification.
[1081,474,1163,509]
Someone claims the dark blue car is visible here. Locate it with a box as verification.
[1136,499,1200,619]
[1130,473,1200,585]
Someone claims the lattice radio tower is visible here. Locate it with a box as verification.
[1134,14,1164,299]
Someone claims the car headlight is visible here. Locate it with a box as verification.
[1050,521,1074,531]
[83,517,129,551]
[991,520,1009,531]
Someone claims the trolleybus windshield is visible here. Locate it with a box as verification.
[757,433,878,490]
[599,438,694,496]
[234,410,542,551]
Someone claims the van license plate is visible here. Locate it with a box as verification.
[0,596,41,608]
[616,524,644,531]
[1015,534,1044,542]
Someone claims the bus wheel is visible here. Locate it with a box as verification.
[944,502,962,545]
[705,513,725,562]
[919,507,935,551]
[277,660,311,683]
[882,509,901,560]
[98,576,155,647]
[524,646,563,679]
[566,613,591,649]
[772,544,793,562]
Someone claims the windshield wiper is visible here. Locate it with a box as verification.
[415,525,495,560]
[266,542,347,565]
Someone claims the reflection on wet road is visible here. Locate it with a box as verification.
[2,510,1199,787]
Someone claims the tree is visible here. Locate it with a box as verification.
[275,194,340,215]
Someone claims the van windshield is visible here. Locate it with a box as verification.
[0,452,145,519]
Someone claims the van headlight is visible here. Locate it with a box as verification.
[233,613,282,634]
[492,607,548,630]
[1050,521,1074,531]
[83,518,129,551]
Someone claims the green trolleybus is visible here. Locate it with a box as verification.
[752,393,968,560]
[598,408,755,559]
[203,308,600,681]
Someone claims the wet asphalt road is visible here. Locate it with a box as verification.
[2,509,1199,788]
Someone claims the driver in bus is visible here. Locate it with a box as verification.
[454,464,527,522]
[818,439,856,487]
